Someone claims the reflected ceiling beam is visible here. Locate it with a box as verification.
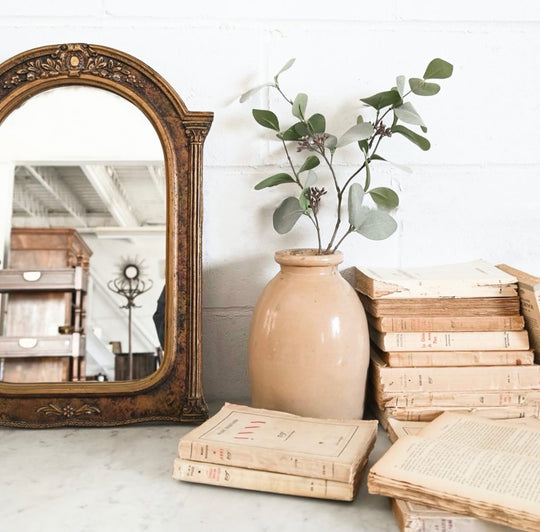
[22,165,88,227]
[12,184,48,218]
[81,165,140,227]
[148,165,165,202]
[78,226,166,238]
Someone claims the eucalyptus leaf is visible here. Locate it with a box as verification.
[391,124,431,151]
[292,93,308,120]
[336,122,374,148]
[409,78,440,96]
[299,190,310,211]
[252,109,280,131]
[298,155,320,174]
[394,102,426,127]
[281,121,308,141]
[275,58,296,80]
[360,90,401,110]
[304,169,318,188]
[273,196,304,234]
[423,58,453,80]
[308,113,326,134]
[254,173,295,190]
[239,83,274,103]
[348,183,367,229]
[369,187,399,209]
[396,75,406,98]
[355,210,398,240]
[325,134,338,152]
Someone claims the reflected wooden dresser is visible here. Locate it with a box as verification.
[0,228,92,382]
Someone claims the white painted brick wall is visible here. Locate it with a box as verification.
[1,1,539,401]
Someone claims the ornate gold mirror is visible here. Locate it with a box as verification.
[0,43,213,427]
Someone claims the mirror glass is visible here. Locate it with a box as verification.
[0,86,166,383]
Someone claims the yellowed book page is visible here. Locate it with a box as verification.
[172,457,364,501]
[178,403,377,482]
[355,260,517,299]
[369,412,540,529]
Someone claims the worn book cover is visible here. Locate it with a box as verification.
[177,403,378,482]
[368,412,540,532]
[497,264,540,364]
[358,293,521,318]
[173,457,368,501]
[367,313,525,333]
[370,351,540,392]
[355,260,517,299]
[370,329,530,352]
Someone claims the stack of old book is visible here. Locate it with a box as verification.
[172,403,378,500]
[354,259,540,430]
[368,412,540,532]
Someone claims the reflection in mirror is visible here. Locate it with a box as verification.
[0,86,165,384]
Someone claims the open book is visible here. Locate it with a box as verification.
[368,412,540,532]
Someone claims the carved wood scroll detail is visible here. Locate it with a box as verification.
[37,402,101,418]
[2,43,143,89]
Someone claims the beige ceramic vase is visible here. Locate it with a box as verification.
[248,249,370,419]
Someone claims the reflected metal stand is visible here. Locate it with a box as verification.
[107,263,152,380]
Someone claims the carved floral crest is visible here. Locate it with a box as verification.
[37,402,101,418]
[2,43,143,89]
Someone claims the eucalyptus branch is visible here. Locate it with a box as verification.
[331,226,355,254]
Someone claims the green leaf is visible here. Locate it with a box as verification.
[336,122,374,148]
[391,124,431,151]
[252,109,280,131]
[273,197,304,234]
[292,93,308,120]
[308,113,326,134]
[361,90,401,110]
[409,78,440,96]
[423,58,453,80]
[394,102,426,127]
[356,115,364,124]
[396,75,406,98]
[369,154,387,162]
[254,173,295,190]
[355,210,398,240]
[299,190,310,211]
[298,155,320,174]
[275,58,296,81]
[348,183,368,229]
[239,83,274,103]
[369,187,399,209]
[358,139,369,153]
[281,122,308,140]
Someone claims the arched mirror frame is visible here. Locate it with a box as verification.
[0,43,213,427]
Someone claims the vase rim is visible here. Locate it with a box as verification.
[274,248,344,267]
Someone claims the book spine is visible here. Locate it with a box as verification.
[368,314,525,333]
[371,359,540,392]
[172,458,357,501]
[380,350,534,367]
[178,440,354,483]
[374,389,538,409]
[371,330,530,351]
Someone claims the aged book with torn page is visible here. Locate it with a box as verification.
[355,260,517,299]
[358,293,521,318]
[367,313,525,333]
[370,329,530,352]
[497,264,540,364]
[387,419,521,532]
[368,412,540,532]
[176,403,378,482]
[172,456,367,501]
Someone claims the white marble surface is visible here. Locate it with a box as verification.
[0,404,398,532]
